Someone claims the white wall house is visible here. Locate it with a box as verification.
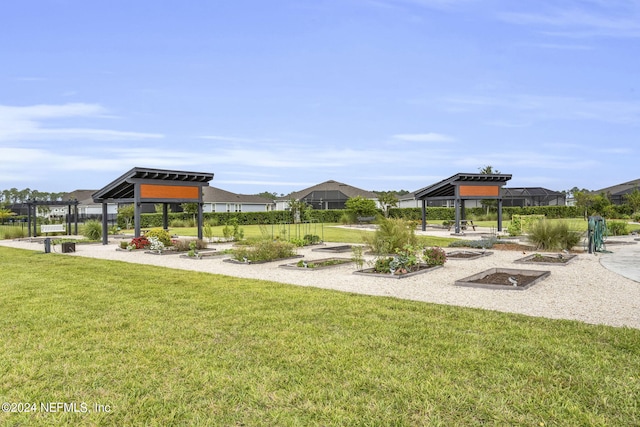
[202,187,274,213]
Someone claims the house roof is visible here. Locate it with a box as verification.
[593,178,640,196]
[202,187,273,204]
[64,189,97,205]
[279,180,378,201]
[502,187,564,198]
[414,173,512,199]
[92,167,214,202]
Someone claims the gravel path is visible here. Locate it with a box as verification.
[2,236,639,329]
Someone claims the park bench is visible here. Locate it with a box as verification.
[41,224,66,234]
[356,216,377,224]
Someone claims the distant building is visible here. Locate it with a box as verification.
[201,187,274,213]
[591,178,640,205]
[276,180,379,210]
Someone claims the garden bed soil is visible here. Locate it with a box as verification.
[223,255,304,265]
[514,253,576,266]
[179,250,228,260]
[455,268,550,290]
[353,264,443,279]
[312,245,355,253]
[279,257,353,270]
[447,250,493,260]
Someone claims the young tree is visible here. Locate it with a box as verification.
[573,191,595,219]
[624,187,640,214]
[376,191,398,217]
[181,203,199,224]
[287,199,310,223]
[345,196,378,219]
[117,204,135,229]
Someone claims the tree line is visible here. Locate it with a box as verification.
[0,188,68,205]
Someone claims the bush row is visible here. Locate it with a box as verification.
[121,204,633,229]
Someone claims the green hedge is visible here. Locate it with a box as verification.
[120,205,624,229]
[118,210,349,228]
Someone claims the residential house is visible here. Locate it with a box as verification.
[275,180,379,210]
[202,187,274,213]
[591,178,640,205]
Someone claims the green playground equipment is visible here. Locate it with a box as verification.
[587,215,607,254]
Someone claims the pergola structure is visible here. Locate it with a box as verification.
[92,167,214,245]
[26,199,79,237]
[415,173,512,234]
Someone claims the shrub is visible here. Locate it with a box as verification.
[170,219,189,228]
[423,247,447,266]
[607,221,629,236]
[233,239,296,262]
[144,228,172,246]
[527,220,583,251]
[173,239,208,252]
[363,217,417,255]
[81,220,102,241]
[340,212,355,225]
[129,237,150,249]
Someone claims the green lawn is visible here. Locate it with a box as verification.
[1,247,639,426]
[129,223,458,247]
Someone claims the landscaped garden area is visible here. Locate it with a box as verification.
[1,246,640,426]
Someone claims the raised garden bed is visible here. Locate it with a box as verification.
[514,253,576,266]
[279,257,352,270]
[455,268,550,290]
[223,255,304,265]
[353,264,442,279]
[312,245,355,253]
[446,250,493,260]
[179,250,229,259]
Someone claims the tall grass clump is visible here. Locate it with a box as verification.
[1,225,26,240]
[81,220,102,240]
[363,217,417,255]
[233,239,297,262]
[607,220,629,236]
[528,220,582,251]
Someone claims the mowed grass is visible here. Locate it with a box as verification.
[1,247,640,426]
[131,223,458,247]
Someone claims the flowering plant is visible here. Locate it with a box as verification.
[423,247,447,266]
[129,236,150,250]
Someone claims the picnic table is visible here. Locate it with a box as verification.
[444,220,476,231]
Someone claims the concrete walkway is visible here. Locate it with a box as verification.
[599,237,640,283]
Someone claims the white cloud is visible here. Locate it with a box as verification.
[392,133,455,142]
[444,94,640,125]
[499,3,640,38]
[0,103,164,142]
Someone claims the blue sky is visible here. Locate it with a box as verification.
[1,0,638,196]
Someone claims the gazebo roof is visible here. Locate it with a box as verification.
[92,167,214,202]
[414,173,512,199]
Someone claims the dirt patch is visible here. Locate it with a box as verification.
[472,272,539,287]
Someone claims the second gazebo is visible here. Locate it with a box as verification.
[415,173,512,234]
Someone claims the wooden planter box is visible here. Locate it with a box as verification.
[446,250,493,260]
[514,253,577,266]
[279,257,352,270]
[353,264,443,279]
[455,268,550,290]
[312,245,356,253]
[61,242,76,253]
[223,255,303,265]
